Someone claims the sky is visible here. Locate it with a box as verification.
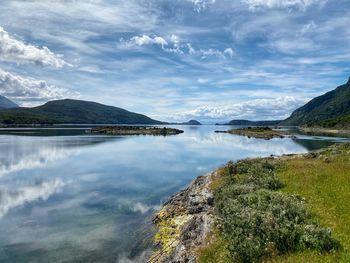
[0,0,349,123]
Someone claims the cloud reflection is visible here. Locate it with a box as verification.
[0,178,67,218]
[0,136,79,177]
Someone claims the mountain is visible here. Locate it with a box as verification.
[282,78,350,126]
[0,99,163,125]
[222,119,282,126]
[0,95,18,109]
[181,120,202,125]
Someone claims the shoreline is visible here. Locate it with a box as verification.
[300,127,350,136]
[150,143,350,262]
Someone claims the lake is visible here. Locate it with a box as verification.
[0,125,348,263]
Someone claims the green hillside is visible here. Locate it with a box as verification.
[282,78,350,126]
[0,99,163,125]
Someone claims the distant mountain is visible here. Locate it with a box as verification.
[282,78,350,126]
[0,95,18,109]
[181,120,202,125]
[222,119,282,126]
[0,99,163,125]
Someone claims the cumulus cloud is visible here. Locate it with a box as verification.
[242,0,326,10]
[0,26,70,68]
[0,69,76,106]
[175,96,307,122]
[126,34,234,59]
[224,48,234,58]
[187,43,234,59]
[0,178,67,218]
[130,35,168,47]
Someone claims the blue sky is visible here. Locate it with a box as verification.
[0,0,349,123]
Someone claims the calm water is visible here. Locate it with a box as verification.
[0,125,348,263]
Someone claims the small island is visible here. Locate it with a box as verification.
[89,126,184,136]
[216,126,292,140]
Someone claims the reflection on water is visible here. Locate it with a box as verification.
[0,126,347,263]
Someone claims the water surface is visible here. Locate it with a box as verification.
[0,125,347,262]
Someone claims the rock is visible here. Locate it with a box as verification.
[149,173,216,263]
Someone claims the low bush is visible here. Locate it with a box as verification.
[214,159,339,263]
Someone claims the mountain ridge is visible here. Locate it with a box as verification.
[0,99,163,125]
[221,119,282,126]
[0,95,18,109]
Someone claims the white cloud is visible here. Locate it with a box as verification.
[127,34,233,59]
[266,38,317,54]
[242,0,326,10]
[0,69,76,106]
[0,178,67,218]
[186,43,234,59]
[174,96,307,122]
[130,35,168,47]
[224,48,234,58]
[0,26,70,68]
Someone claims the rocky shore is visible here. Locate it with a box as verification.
[149,172,217,263]
[89,126,184,136]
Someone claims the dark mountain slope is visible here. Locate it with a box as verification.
[0,99,163,125]
[181,120,202,125]
[282,78,350,126]
[0,95,18,109]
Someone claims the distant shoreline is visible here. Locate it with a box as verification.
[300,127,350,136]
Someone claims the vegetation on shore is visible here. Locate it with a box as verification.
[90,126,184,136]
[303,115,350,130]
[216,127,291,140]
[198,143,350,262]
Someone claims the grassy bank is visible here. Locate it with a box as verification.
[199,143,350,262]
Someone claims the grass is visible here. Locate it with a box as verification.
[198,143,350,263]
[269,143,350,262]
[197,229,233,263]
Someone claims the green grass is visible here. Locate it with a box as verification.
[269,143,350,262]
[199,143,350,263]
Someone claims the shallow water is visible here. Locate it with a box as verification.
[0,125,347,263]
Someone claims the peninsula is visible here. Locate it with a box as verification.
[216,127,292,140]
[89,126,184,136]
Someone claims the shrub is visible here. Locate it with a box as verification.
[213,159,339,263]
